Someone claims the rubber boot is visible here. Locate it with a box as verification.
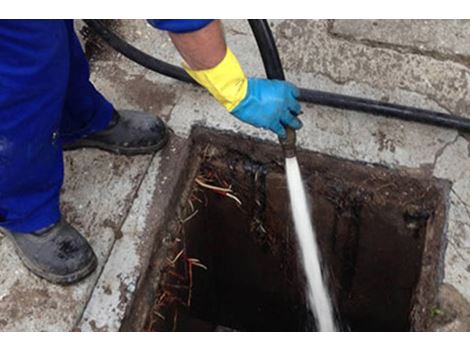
[64,110,169,155]
[1,218,97,285]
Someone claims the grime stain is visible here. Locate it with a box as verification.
[0,279,76,329]
[103,219,123,240]
[88,319,109,332]
[93,64,178,121]
[103,284,113,295]
[373,130,396,152]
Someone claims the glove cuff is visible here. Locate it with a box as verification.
[183,48,248,111]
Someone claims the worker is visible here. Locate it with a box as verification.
[0,20,302,284]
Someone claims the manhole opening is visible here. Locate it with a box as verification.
[134,129,448,332]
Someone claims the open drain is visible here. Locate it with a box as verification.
[127,129,448,332]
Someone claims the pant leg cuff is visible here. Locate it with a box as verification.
[0,203,61,234]
[60,98,114,145]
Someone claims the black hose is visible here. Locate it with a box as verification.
[248,19,286,80]
[248,19,470,133]
[83,19,194,84]
[248,19,296,156]
[84,19,470,134]
[298,88,470,132]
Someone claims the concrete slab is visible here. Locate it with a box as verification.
[78,153,162,332]
[0,150,152,331]
[330,20,470,61]
[273,20,470,117]
[78,136,192,331]
[433,137,470,300]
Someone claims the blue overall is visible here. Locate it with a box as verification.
[0,19,212,233]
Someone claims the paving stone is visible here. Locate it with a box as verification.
[78,136,192,331]
[272,20,470,117]
[331,20,470,60]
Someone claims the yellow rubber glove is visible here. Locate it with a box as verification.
[183,48,302,138]
[183,48,248,111]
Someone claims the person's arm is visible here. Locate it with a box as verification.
[168,20,226,70]
[150,19,302,138]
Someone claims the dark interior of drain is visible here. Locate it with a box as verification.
[146,132,445,332]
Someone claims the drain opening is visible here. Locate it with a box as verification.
[135,130,448,332]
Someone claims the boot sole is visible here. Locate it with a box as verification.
[2,229,98,285]
[63,129,170,156]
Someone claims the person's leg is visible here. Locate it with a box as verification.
[59,20,114,144]
[0,20,96,284]
[60,21,169,155]
[0,20,68,233]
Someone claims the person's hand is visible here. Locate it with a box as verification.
[230,78,302,138]
[183,47,302,138]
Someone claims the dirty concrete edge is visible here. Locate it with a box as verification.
[411,178,452,331]
[120,135,203,331]
[75,133,193,331]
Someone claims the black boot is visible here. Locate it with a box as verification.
[2,218,97,285]
[64,110,169,155]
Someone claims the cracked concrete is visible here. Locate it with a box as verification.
[274,20,470,117]
[329,20,470,67]
[1,19,470,331]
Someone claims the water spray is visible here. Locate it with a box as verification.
[248,19,337,331]
[279,123,337,331]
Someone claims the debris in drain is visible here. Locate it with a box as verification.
[195,177,242,207]
[142,133,447,332]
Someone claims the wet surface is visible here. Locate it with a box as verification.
[140,129,448,332]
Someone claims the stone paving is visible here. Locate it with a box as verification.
[0,19,469,331]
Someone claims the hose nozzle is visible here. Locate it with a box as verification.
[279,126,296,158]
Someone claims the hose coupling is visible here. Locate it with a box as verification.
[279,126,296,158]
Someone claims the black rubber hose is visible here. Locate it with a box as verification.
[297,88,470,132]
[248,19,296,156]
[84,19,470,134]
[248,19,286,80]
[248,19,470,133]
[83,19,195,84]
